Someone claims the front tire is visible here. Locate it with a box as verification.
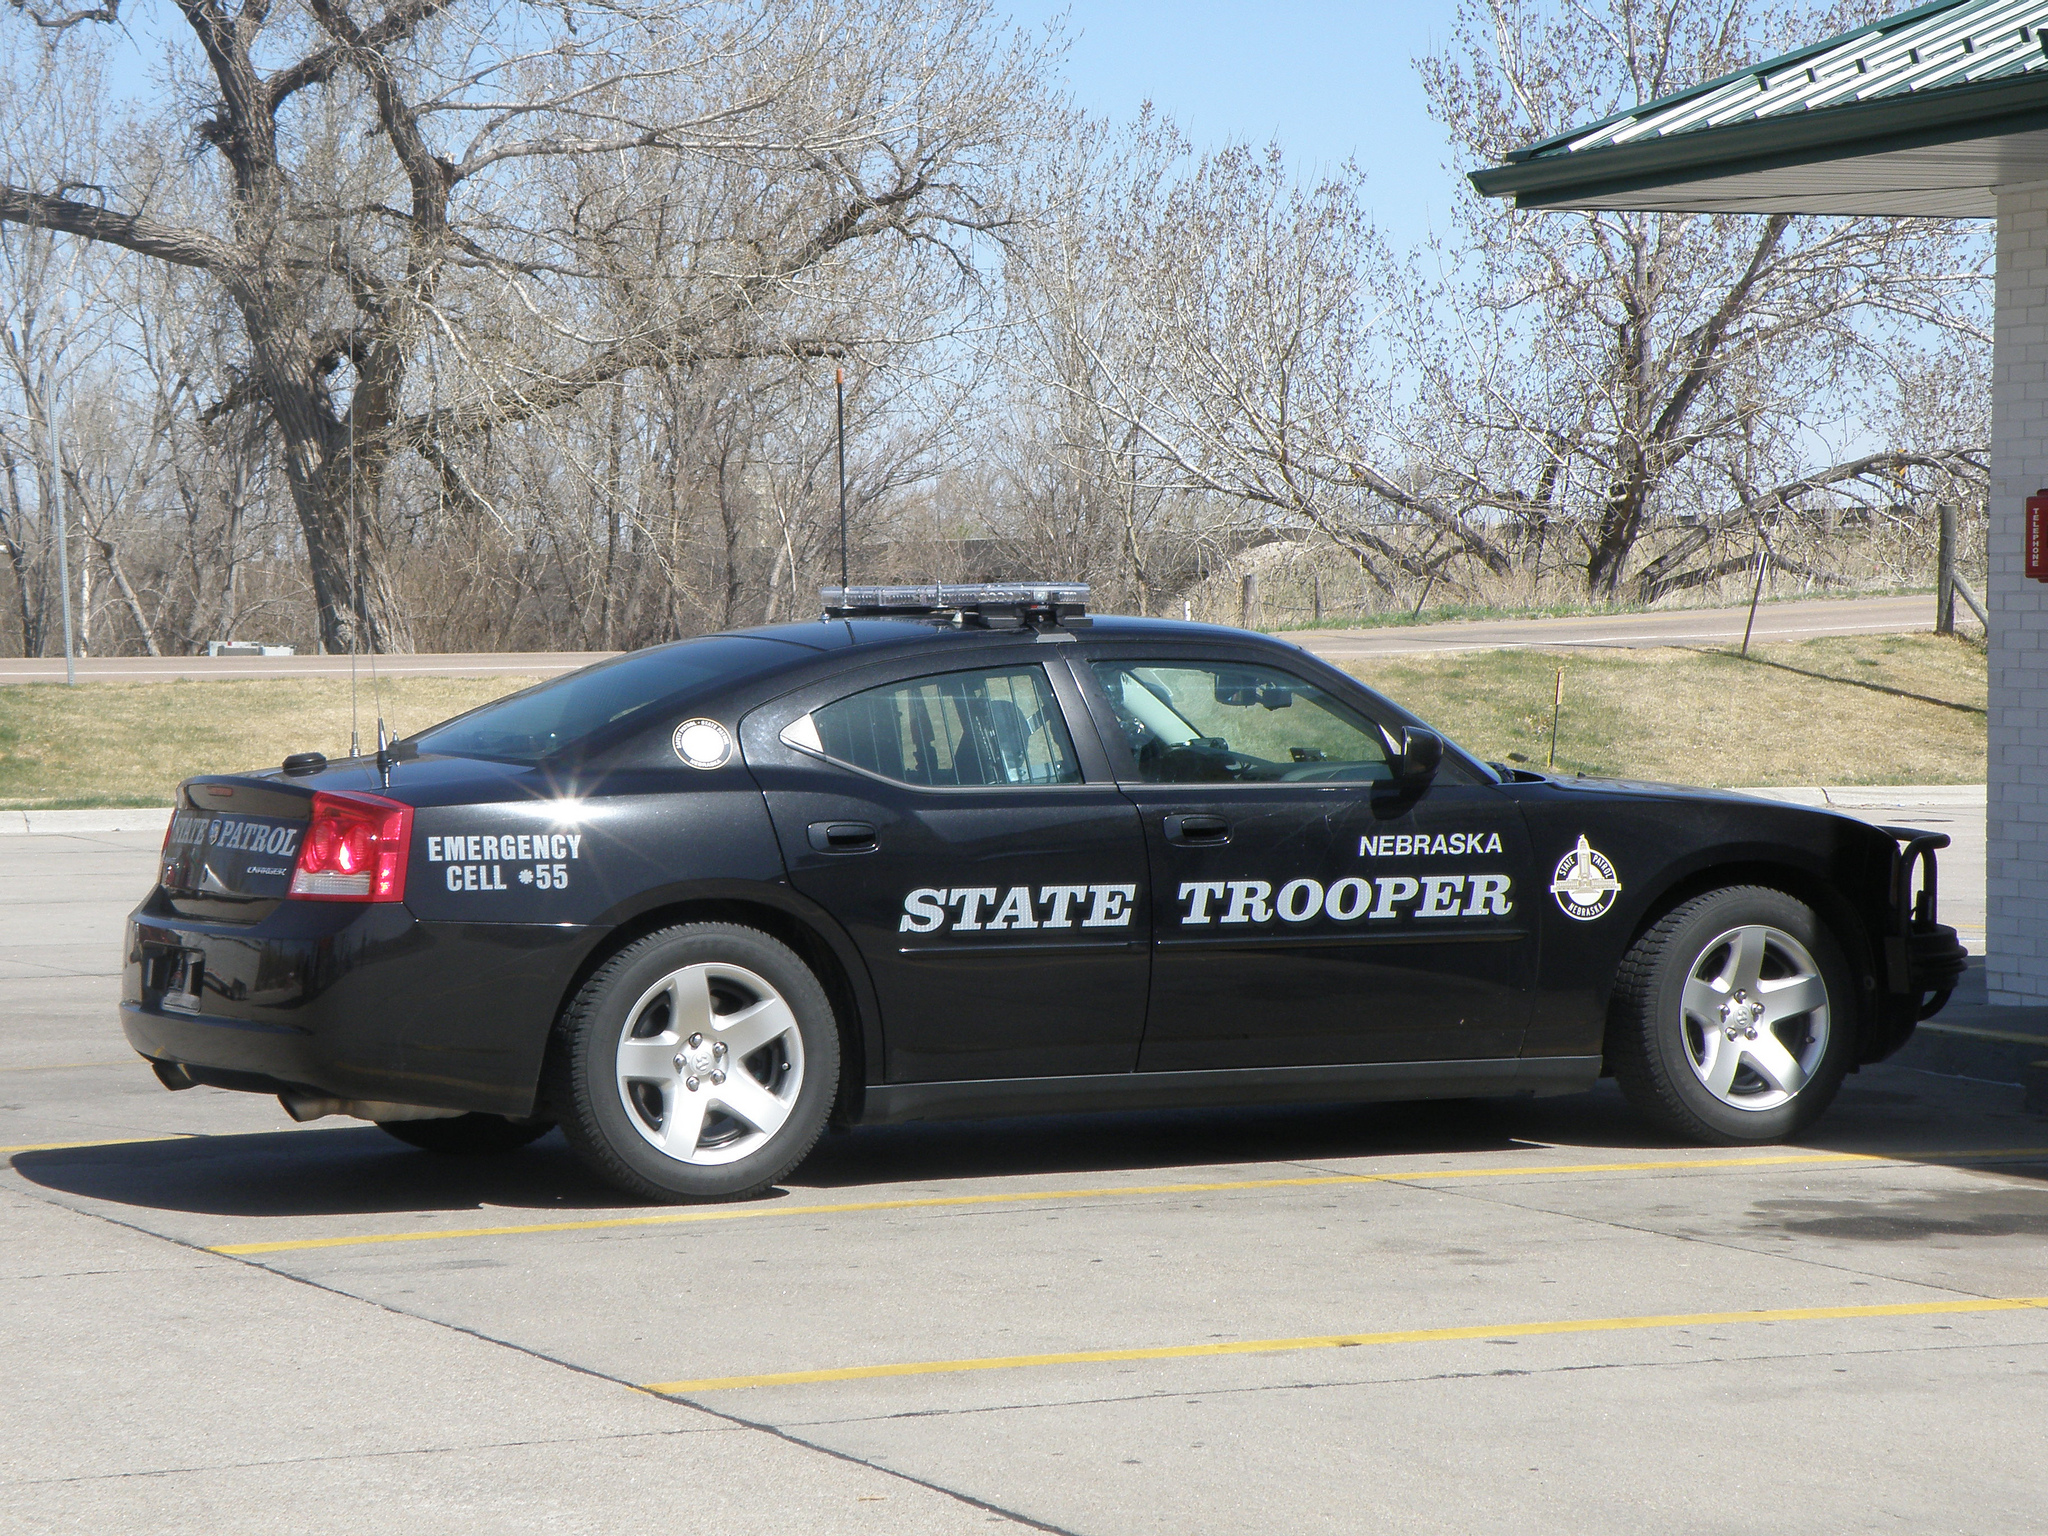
[1608,886,1855,1144]
[549,923,840,1203]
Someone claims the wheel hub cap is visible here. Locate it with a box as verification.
[673,1033,727,1090]
[1679,923,1830,1114]
[1719,992,1763,1040]
[614,961,805,1167]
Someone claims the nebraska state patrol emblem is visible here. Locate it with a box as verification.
[1550,835,1621,921]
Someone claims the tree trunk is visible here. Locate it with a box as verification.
[234,293,415,654]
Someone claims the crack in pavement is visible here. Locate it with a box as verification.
[8,1183,1083,1536]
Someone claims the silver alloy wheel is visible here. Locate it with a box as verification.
[1679,924,1830,1112]
[613,961,805,1165]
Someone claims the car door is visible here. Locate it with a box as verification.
[1073,647,1536,1070]
[742,651,1151,1083]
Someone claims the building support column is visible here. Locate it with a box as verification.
[1988,189,2048,1002]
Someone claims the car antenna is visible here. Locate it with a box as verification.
[835,364,849,592]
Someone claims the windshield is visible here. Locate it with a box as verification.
[410,637,796,763]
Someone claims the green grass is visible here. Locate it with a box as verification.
[1345,632,1986,786]
[0,676,540,809]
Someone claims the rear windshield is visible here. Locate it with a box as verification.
[409,637,797,763]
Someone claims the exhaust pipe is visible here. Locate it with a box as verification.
[279,1094,466,1124]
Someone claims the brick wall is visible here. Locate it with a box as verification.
[1989,189,2048,1002]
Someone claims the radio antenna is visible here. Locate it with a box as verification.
[835,365,848,591]
[345,239,361,761]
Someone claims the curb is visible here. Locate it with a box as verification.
[1733,785,1985,808]
[0,808,172,836]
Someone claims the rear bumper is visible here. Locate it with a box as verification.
[121,893,595,1117]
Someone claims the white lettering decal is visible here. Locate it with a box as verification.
[1083,884,1137,927]
[427,836,443,861]
[446,865,462,891]
[949,888,998,931]
[1221,880,1273,925]
[567,834,582,859]
[1179,881,1228,924]
[1358,830,1507,858]
[986,887,1040,930]
[1040,884,1089,929]
[1325,877,1372,920]
[1464,874,1513,916]
[1417,875,1465,917]
[900,888,948,933]
[1371,876,1419,919]
[1276,879,1324,922]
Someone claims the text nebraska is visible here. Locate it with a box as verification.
[1359,831,1505,857]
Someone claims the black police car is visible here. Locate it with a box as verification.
[123,584,1967,1202]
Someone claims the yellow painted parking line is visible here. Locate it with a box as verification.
[642,1295,2048,1395]
[0,1061,125,1073]
[1,1134,195,1155]
[206,1146,2048,1257]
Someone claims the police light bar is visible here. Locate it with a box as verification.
[821,583,1091,628]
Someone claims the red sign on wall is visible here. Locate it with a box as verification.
[2029,489,2048,582]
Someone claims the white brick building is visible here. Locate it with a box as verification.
[1475,0,2048,1008]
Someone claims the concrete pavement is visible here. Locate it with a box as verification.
[5,825,2047,1534]
[1285,591,1940,660]
[0,593,1943,684]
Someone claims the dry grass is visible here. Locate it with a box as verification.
[0,676,540,809]
[0,631,1988,806]
[1345,632,1987,786]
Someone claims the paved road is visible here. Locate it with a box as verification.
[7,828,2044,1534]
[1289,591,1939,660]
[0,594,1940,684]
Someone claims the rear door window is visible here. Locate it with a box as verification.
[799,666,1082,788]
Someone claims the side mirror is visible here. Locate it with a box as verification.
[1385,726,1443,788]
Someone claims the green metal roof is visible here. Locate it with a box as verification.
[1471,0,2048,216]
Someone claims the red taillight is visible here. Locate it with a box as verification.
[289,791,412,902]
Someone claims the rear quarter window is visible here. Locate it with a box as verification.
[411,637,798,763]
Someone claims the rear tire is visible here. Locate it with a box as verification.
[1608,886,1856,1144]
[547,922,839,1203]
[376,1113,554,1155]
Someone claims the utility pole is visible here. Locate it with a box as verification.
[45,381,75,685]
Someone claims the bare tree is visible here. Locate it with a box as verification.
[0,0,1056,651]
[1412,0,1990,601]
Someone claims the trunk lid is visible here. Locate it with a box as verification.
[160,777,316,915]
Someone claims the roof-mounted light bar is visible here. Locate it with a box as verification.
[821,582,1092,629]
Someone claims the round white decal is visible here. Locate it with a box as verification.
[1550,835,1621,921]
[672,718,733,770]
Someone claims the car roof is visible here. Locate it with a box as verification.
[727,613,1300,654]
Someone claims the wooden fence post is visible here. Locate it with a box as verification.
[1936,502,1957,636]
[1240,572,1258,629]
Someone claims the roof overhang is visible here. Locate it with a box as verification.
[1472,72,2048,216]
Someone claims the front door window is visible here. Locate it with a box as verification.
[1090,660,1392,784]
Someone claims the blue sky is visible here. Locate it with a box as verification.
[1007,2,1463,251]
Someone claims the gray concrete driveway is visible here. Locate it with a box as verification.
[0,593,1939,684]
[6,827,2044,1535]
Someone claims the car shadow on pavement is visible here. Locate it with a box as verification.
[7,1085,1669,1220]
[7,1126,619,1219]
[12,1070,2036,1222]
